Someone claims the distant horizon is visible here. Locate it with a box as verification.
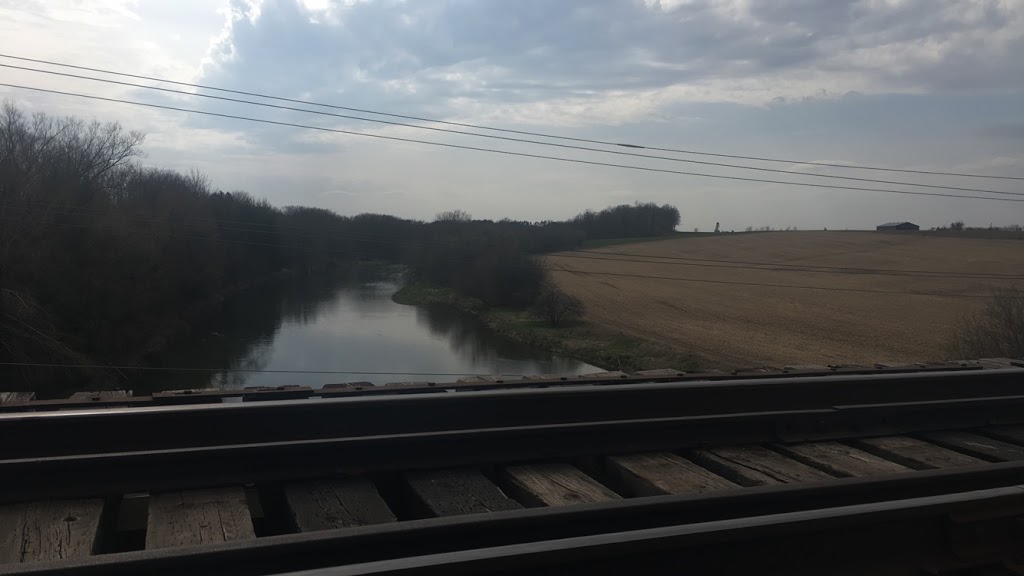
[1,1,1021,230]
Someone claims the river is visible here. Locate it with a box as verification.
[141,266,600,393]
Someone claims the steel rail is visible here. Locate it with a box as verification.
[4,392,1024,503]
[5,471,1024,576]
[273,485,1024,576]
[3,368,1022,459]
[0,363,986,414]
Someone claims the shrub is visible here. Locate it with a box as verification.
[951,287,1024,359]
[532,284,584,326]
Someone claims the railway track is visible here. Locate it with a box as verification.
[2,360,1024,575]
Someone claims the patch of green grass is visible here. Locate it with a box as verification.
[391,284,485,312]
[395,285,700,372]
[482,308,700,373]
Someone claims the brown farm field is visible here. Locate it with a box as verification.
[547,231,1024,368]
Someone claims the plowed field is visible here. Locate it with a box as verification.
[547,231,1024,368]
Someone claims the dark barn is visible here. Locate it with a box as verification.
[876,221,920,231]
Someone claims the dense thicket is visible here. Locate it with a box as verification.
[0,102,679,386]
[571,202,680,239]
[407,218,586,307]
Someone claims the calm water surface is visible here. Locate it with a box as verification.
[143,267,600,392]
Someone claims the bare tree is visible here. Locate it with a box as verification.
[0,288,85,364]
[532,284,584,326]
[434,209,472,223]
[951,287,1024,359]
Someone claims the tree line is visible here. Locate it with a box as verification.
[932,221,1023,232]
[0,102,680,388]
[571,202,680,239]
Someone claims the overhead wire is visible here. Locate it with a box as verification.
[6,59,1011,371]
[1,52,1020,181]
[3,62,1021,197]
[2,83,1022,204]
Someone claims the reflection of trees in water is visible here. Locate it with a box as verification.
[416,305,560,367]
[137,268,377,394]
[279,265,402,324]
[129,264,592,396]
[211,340,273,388]
[278,277,339,325]
[135,289,282,393]
[417,306,489,363]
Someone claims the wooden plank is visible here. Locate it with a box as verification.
[381,382,438,391]
[731,367,783,375]
[851,436,986,470]
[145,487,255,550]
[152,389,236,405]
[284,478,396,532]
[782,364,830,371]
[980,425,1024,446]
[241,385,312,401]
[321,382,373,388]
[917,430,1024,462]
[405,469,522,517]
[0,396,153,412]
[0,391,35,405]
[691,445,835,486]
[772,442,911,477]
[500,463,620,507]
[633,369,685,377]
[974,357,1021,370]
[0,499,104,564]
[604,452,736,497]
[69,390,132,401]
[577,371,629,380]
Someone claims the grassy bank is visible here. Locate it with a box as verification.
[392,284,700,372]
[391,283,485,313]
[483,309,700,373]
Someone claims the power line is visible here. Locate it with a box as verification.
[3,83,1022,204]
[4,62,1020,198]
[0,361,524,377]
[2,52,1020,182]
[9,204,1024,281]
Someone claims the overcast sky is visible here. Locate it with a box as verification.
[1,0,1022,229]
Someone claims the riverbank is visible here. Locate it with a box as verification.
[391,283,486,313]
[392,284,700,373]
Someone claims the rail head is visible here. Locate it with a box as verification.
[6,471,1024,576]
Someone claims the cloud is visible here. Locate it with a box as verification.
[979,123,1024,139]
[2,0,1021,229]
[197,0,1024,127]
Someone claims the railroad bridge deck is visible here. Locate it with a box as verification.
[1,358,1023,575]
